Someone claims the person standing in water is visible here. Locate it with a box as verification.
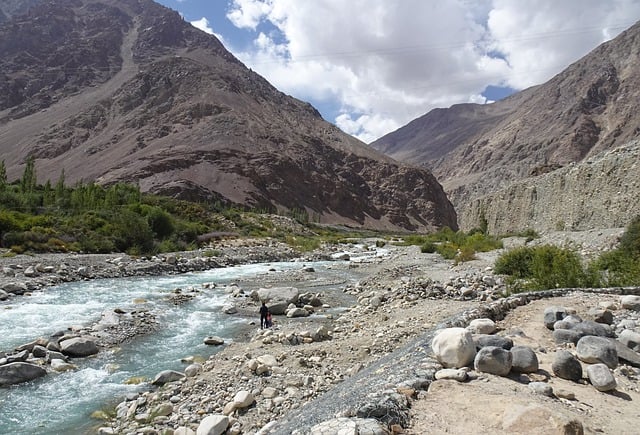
[260,301,269,329]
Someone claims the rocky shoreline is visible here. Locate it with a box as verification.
[2,233,640,434]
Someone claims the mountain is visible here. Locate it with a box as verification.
[0,0,456,232]
[371,21,640,232]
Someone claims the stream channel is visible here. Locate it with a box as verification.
[0,247,382,434]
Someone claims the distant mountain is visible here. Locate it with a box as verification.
[0,0,456,232]
[371,21,640,232]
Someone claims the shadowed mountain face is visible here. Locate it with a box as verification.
[371,21,640,231]
[0,0,457,232]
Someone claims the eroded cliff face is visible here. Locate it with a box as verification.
[462,141,640,233]
[371,20,640,233]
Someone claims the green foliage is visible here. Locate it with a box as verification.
[495,245,597,292]
[284,235,321,252]
[0,160,7,190]
[400,227,503,263]
[589,217,640,286]
[20,156,37,194]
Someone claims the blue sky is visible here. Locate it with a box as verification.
[156,0,640,143]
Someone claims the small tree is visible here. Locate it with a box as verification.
[0,160,7,190]
[20,156,37,193]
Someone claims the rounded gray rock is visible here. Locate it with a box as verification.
[586,363,617,392]
[618,329,640,352]
[552,350,582,381]
[510,346,539,373]
[474,346,513,376]
[474,334,513,350]
[576,336,618,369]
[544,306,568,329]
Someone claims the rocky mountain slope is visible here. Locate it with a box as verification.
[0,0,456,232]
[371,20,640,232]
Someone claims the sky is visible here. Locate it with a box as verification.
[156,0,640,143]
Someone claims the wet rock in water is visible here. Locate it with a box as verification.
[576,336,618,369]
[432,327,476,369]
[0,289,8,300]
[151,370,185,386]
[586,363,617,392]
[204,336,225,346]
[474,346,512,376]
[552,350,582,381]
[51,359,77,372]
[59,336,99,357]
[0,362,47,386]
[510,346,539,373]
[3,282,27,295]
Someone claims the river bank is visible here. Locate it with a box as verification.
[3,230,640,434]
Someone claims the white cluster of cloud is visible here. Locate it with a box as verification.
[222,0,640,142]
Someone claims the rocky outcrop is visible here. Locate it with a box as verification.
[461,141,640,233]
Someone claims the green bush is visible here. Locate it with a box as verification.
[495,245,596,292]
[619,216,640,257]
[420,241,437,253]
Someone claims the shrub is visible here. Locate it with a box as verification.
[420,241,437,253]
[495,245,595,292]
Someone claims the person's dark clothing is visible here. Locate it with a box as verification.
[260,304,269,329]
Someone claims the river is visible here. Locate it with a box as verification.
[0,250,379,435]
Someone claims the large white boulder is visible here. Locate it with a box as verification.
[431,327,476,368]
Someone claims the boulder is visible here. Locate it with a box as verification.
[576,336,618,369]
[474,334,513,350]
[552,350,582,381]
[266,301,289,315]
[586,363,617,392]
[431,328,476,368]
[51,359,77,372]
[256,287,299,305]
[184,363,202,377]
[204,336,225,346]
[286,307,310,318]
[196,414,228,435]
[60,337,99,357]
[0,290,8,301]
[528,382,553,397]
[543,306,568,329]
[510,346,539,373]
[3,282,27,295]
[610,339,640,368]
[0,362,47,386]
[257,354,278,367]
[588,308,613,325]
[474,346,512,376]
[571,320,613,338]
[553,328,584,345]
[618,329,640,352]
[151,370,185,386]
[232,390,255,408]
[467,318,497,334]
[620,295,640,310]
